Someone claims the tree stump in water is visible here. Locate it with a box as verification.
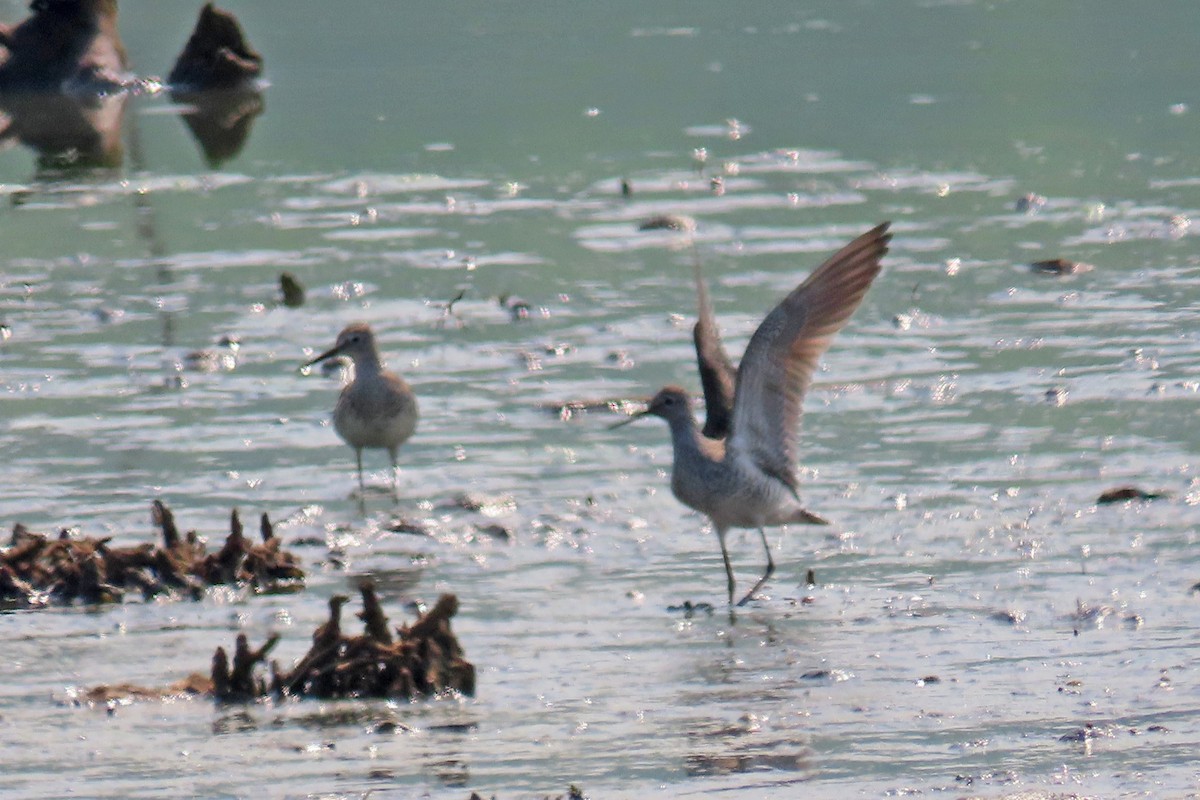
[168,3,262,90]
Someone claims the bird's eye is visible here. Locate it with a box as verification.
[663,397,674,406]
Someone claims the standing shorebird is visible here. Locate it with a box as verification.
[305,322,418,497]
[613,223,891,606]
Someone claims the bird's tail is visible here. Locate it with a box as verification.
[790,508,829,525]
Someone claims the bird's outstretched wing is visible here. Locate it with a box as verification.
[691,249,738,440]
[726,222,891,492]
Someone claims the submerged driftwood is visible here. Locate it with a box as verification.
[84,585,475,704]
[1096,486,1165,505]
[1,500,304,607]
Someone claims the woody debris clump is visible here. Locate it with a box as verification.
[243,584,474,702]
[1,500,304,608]
[83,584,475,704]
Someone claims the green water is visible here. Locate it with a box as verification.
[2,2,1199,798]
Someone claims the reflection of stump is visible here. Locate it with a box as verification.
[213,587,476,703]
[171,86,264,167]
[0,90,128,171]
[168,3,262,90]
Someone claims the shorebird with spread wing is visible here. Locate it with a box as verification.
[614,223,891,606]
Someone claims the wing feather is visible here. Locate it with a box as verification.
[726,222,891,492]
[691,250,738,439]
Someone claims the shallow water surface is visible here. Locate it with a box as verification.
[2,2,1200,798]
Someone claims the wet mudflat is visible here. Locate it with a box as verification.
[2,2,1200,798]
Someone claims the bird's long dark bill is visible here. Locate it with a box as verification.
[608,411,649,429]
[303,345,344,368]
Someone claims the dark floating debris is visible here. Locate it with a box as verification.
[1096,486,1165,505]
[85,585,475,704]
[184,334,240,372]
[1031,258,1092,276]
[1015,192,1046,213]
[1044,387,1068,406]
[498,293,534,321]
[473,523,513,542]
[990,609,1027,626]
[637,214,696,233]
[469,787,584,800]
[666,600,715,617]
[1,501,304,608]
[605,349,634,369]
[280,272,306,308]
[388,517,434,537]
[541,397,645,422]
[442,492,515,515]
[1066,600,1140,631]
[1058,722,1117,743]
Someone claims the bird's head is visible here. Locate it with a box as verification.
[304,322,377,368]
[609,385,692,428]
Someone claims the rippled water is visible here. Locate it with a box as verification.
[3,2,1200,798]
